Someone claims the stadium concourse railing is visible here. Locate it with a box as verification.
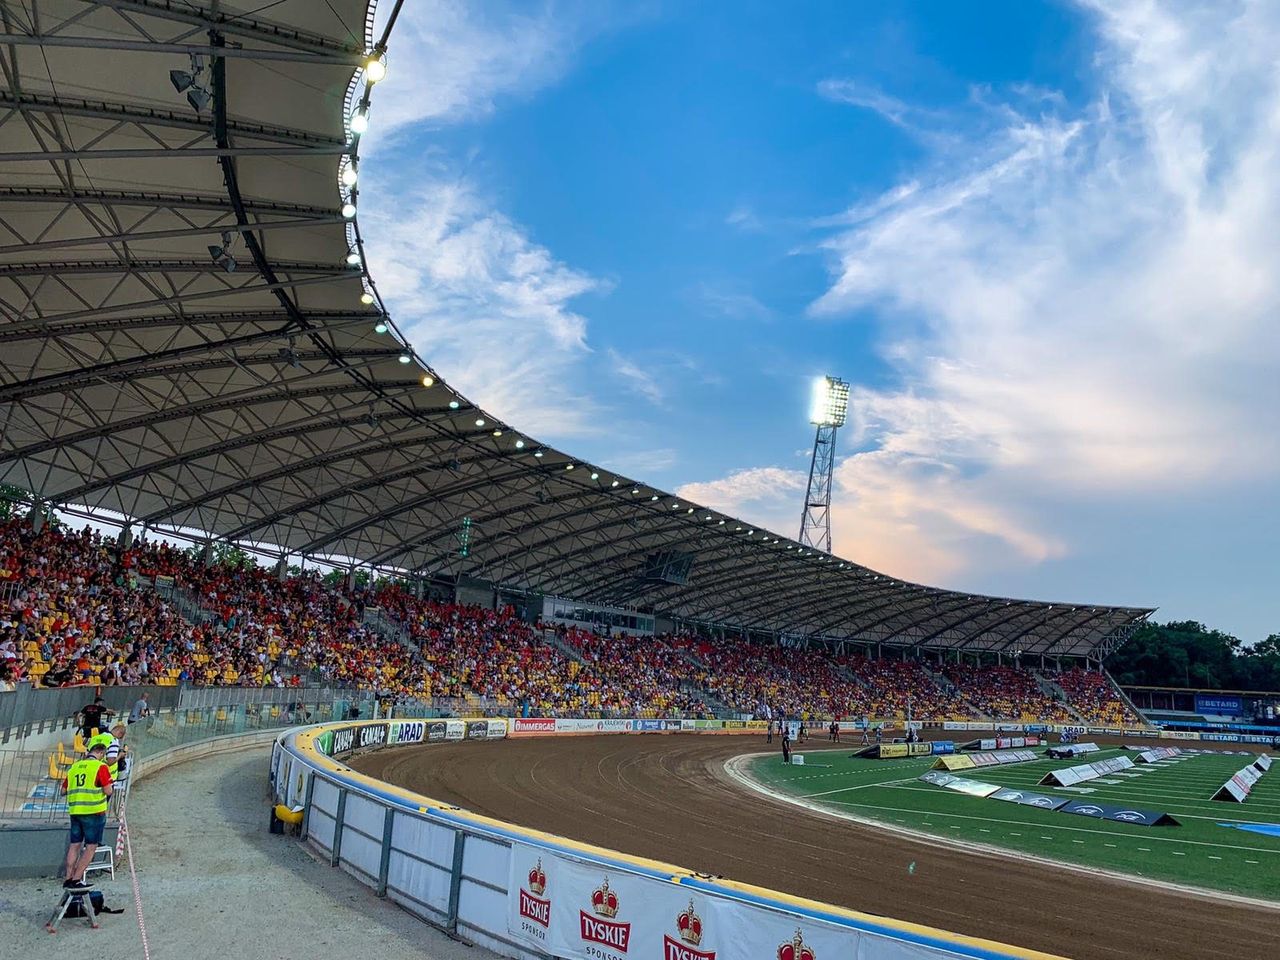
[272,718,1067,960]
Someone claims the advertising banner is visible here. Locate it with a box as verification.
[932,755,975,771]
[313,730,334,756]
[979,739,997,751]
[353,723,389,750]
[637,720,664,732]
[427,721,449,742]
[929,741,955,755]
[907,743,933,757]
[463,719,508,740]
[330,725,356,756]
[878,744,909,759]
[506,843,884,960]
[388,720,426,745]
[1195,694,1244,716]
[512,718,558,736]
[664,720,684,731]
[1256,754,1273,772]
[445,719,466,741]
[1059,801,1179,826]
[942,777,1001,798]
[942,722,968,731]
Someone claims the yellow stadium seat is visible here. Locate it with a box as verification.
[72,732,85,754]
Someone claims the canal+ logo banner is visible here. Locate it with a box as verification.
[506,842,879,960]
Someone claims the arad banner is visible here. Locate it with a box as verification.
[388,720,426,745]
[505,842,931,960]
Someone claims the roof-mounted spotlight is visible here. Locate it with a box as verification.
[565,463,575,470]
[448,400,460,409]
[350,109,369,134]
[364,55,387,83]
[341,202,357,219]
[492,429,502,437]
[590,472,599,480]
[186,86,212,113]
[534,449,544,458]
[341,163,358,187]
[650,495,659,501]
[514,440,525,450]
[397,352,412,364]
[421,375,434,387]
[169,69,195,93]
[374,320,388,334]
[346,250,362,266]
[361,291,375,305]
[611,480,619,487]
[475,418,486,427]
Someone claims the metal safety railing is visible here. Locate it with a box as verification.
[0,694,363,823]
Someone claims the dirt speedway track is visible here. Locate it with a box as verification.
[353,735,1280,960]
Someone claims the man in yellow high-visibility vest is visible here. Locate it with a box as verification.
[61,737,114,890]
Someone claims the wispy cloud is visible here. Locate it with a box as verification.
[693,282,772,321]
[602,447,678,475]
[607,348,665,406]
[369,1,579,138]
[362,173,607,438]
[725,204,764,232]
[698,0,1280,595]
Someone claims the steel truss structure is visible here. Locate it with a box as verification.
[0,0,1154,657]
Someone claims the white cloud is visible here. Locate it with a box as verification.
[817,79,922,128]
[676,467,808,534]
[702,1,1280,591]
[368,1,575,137]
[602,448,678,475]
[693,282,772,321]
[362,174,606,438]
[607,348,665,406]
[725,204,764,232]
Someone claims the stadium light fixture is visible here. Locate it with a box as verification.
[590,472,599,480]
[342,202,357,219]
[651,495,659,501]
[515,440,525,450]
[448,400,460,409]
[364,56,387,83]
[374,321,388,334]
[632,488,640,494]
[346,250,362,265]
[686,508,694,514]
[611,480,620,487]
[361,292,375,305]
[475,418,485,427]
[397,352,411,364]
[493,429,502,437]
[809,375,850,427]
[341,163,358,187]
[350,109,369,134]
[565,463,574,470]
[534,450,544,457]
[421,374,434,387]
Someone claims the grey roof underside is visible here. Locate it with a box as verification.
[0,0,1153,656]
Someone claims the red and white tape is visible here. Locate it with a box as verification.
[122,817,151,960]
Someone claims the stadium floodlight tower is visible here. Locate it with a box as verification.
[799,375,850,553]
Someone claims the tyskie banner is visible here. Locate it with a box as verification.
[505,843,908,960]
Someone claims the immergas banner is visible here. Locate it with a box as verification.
[505,843,933,960]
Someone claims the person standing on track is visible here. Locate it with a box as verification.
[781,726,792,764]
[62,737,114,890]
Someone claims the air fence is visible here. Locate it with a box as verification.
[272,719,1060,960]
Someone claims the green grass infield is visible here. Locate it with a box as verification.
[747,745,1280,901]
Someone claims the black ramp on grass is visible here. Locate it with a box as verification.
[1061,800,1180,826]
[990,788,1069,811]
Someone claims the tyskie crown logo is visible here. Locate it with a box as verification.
[519,858,551,929]
[580,878,631,953]
[663,900,715,960]
[777,930,815,960]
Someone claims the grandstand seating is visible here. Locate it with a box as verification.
[0,520,1142,724]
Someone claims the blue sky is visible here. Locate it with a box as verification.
[363,1,1280,642]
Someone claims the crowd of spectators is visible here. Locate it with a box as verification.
[0,520,1141,725]
[1055,667,1142,725]
[942,663,1076,723]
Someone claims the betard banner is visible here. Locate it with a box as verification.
[506,843,939,960]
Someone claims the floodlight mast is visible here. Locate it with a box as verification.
[799,376,849,553]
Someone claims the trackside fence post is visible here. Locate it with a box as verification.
[330,788,347,867]
[446,830,466,933]
[377,806,394,896]
[300,772,316,841]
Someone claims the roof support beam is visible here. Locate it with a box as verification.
[0,34,367,65]
[0,213,342,256]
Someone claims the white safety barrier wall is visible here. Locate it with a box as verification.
[272,718,1063,960]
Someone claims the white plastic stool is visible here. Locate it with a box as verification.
[84,846,114,881]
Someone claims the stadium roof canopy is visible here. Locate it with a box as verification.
[0,0,1153,658]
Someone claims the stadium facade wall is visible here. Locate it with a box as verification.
[272,718,1067,960]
